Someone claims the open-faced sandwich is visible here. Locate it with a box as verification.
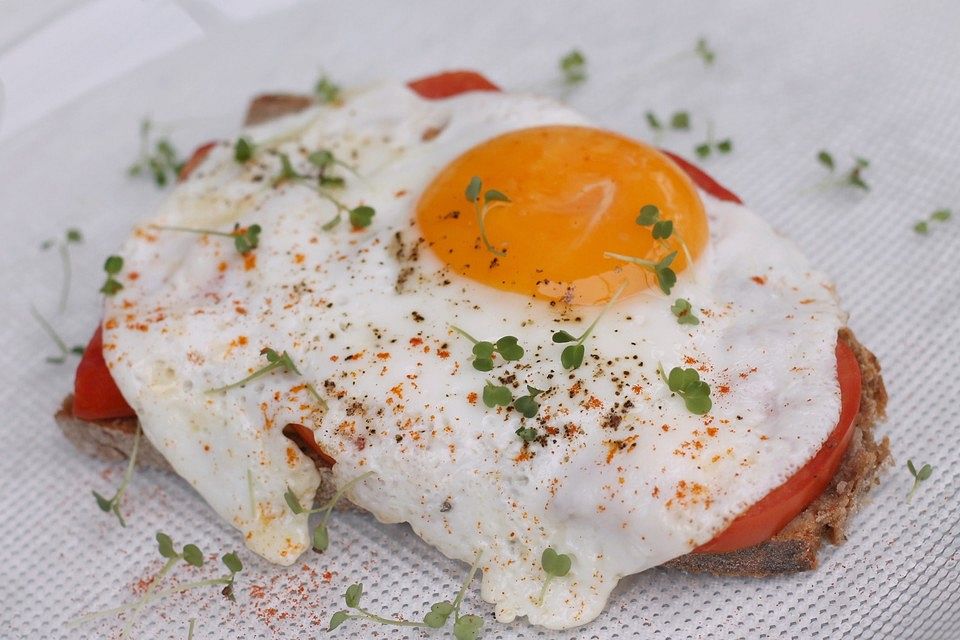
[57,71,889,631]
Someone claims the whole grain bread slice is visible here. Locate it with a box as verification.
[54,94,890,575]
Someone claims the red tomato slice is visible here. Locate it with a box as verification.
[695,338,862,553]
[407,71,500,99]
[73,326,134,420]
[74,72,854,553]
[178,141,216,182]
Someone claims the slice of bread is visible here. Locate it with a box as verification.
[54,94,889,575]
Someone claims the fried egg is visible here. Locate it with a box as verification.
[102,82,843,629]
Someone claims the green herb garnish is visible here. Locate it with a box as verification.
[450,326,524,371]
[330,551,484,639]
[128,119,183,187]
[552,283,626,369]
[513,386,545,419]
[671,298,699,325]
[538,547,572,605]
[906,460,933,502]
[273,153,375,230]
[695,37,716,66]
[645,111,663,131]
[41,228,83,312]
[482,380,513,408]
[234,137,255,162]
[92,424,141,527]
[30,305,84,364]
[694,121,732,159]
[151,223,262,255]
[466,176,511,256]
[515,426,539,442]
[560,49,587,85]
[657,363,712,415]
[70,532,243,638]
[284,471,374,552]
[209,347,326,409]
[914,209,951,235]
[100,255,124,296]
[816,151,870,191]
[605,204,694,294]
[604,251,677,295]
[314,75,342,104]
[670,111,690,130]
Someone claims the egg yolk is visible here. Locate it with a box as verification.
[416,125,709,305]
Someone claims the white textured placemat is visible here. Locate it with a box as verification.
[1,1,958,638]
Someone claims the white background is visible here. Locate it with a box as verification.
[0,1,957,638]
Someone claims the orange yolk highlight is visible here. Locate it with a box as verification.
[416,125,709,305]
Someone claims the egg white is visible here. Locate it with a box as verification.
[103,83,843,629]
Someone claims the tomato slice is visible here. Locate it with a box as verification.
[73,326,134,420]
[74,72,854,552]
[178,141,216,182]
[695,338,862,553]
[407,71,500,99]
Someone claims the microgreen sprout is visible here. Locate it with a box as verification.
[644,110,691,134]
[70,532,243,638]
[604,250,678,295]
[483,380,513,408]
[234,137,255,163]
[273,153,375,230]
[538,547,572,605]
[552,283,626,369]
[41,228,83,311]
[694,121,732,159]
[128,119,183,187]
[671,298,699,325]
[209,347,326,409]
[91,424,141,527]
[816,150,871,191]
[695,37,716,66]
[914,209,951,235]
[150,223,262,255]
[329,550,484,638]
[514,386,545,419]
[284,471,374,552]
[449,326,524,371]
[314,75,342,104]
[29,305,84,364]
[187,619,196,640]
[657,363,712,415]
[516,426,539,442]
[560,49,587,85]
[605,204,694,294]
[100,255,124,296]
[906,460,933,502]
[466,176,511,256]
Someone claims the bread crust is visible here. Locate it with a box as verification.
[55,93,889,576]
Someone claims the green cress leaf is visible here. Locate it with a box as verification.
[695,143,711,159]
[234,137,254,162]
[652,219,674,240]
[552,330,576,344]
[495,336,524,361]
[233,223,261,254]
[472,342,495,358]
[465,176,482,202]
[560,49,587,85]
[917,464,933,481]
[515,426,539,442]
[344,583,363,608]
[655,252,678,294]
[453,614,484,640]
[684,390,712,415]
[284,486,305,514]
[484,189,511,204]
[66,228,83,243]
[92,491,113,512]
[541,547,572,577]
[695,37,716,65]
[222,552,243,573]
[308,149,334,169]
[817,150,835,170]
[645,111,662,131]
[104,255,123,275]
[670,111,690,130]
[636,204,660,226]
[671,298,700,325]
[514,386,544,419]
[907,459,918,477]
[914,221,930,235]
[313,523,330,552]
[423,601,454,628]
[182,544,204,568]
[349,205,376,229]
[329,610,350,631]
[482,382,513,408]
[156,532,177,559]
[314,76,341,104]
[561,343,585,370]
[932,209,952,222]
[716,139,733,153]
